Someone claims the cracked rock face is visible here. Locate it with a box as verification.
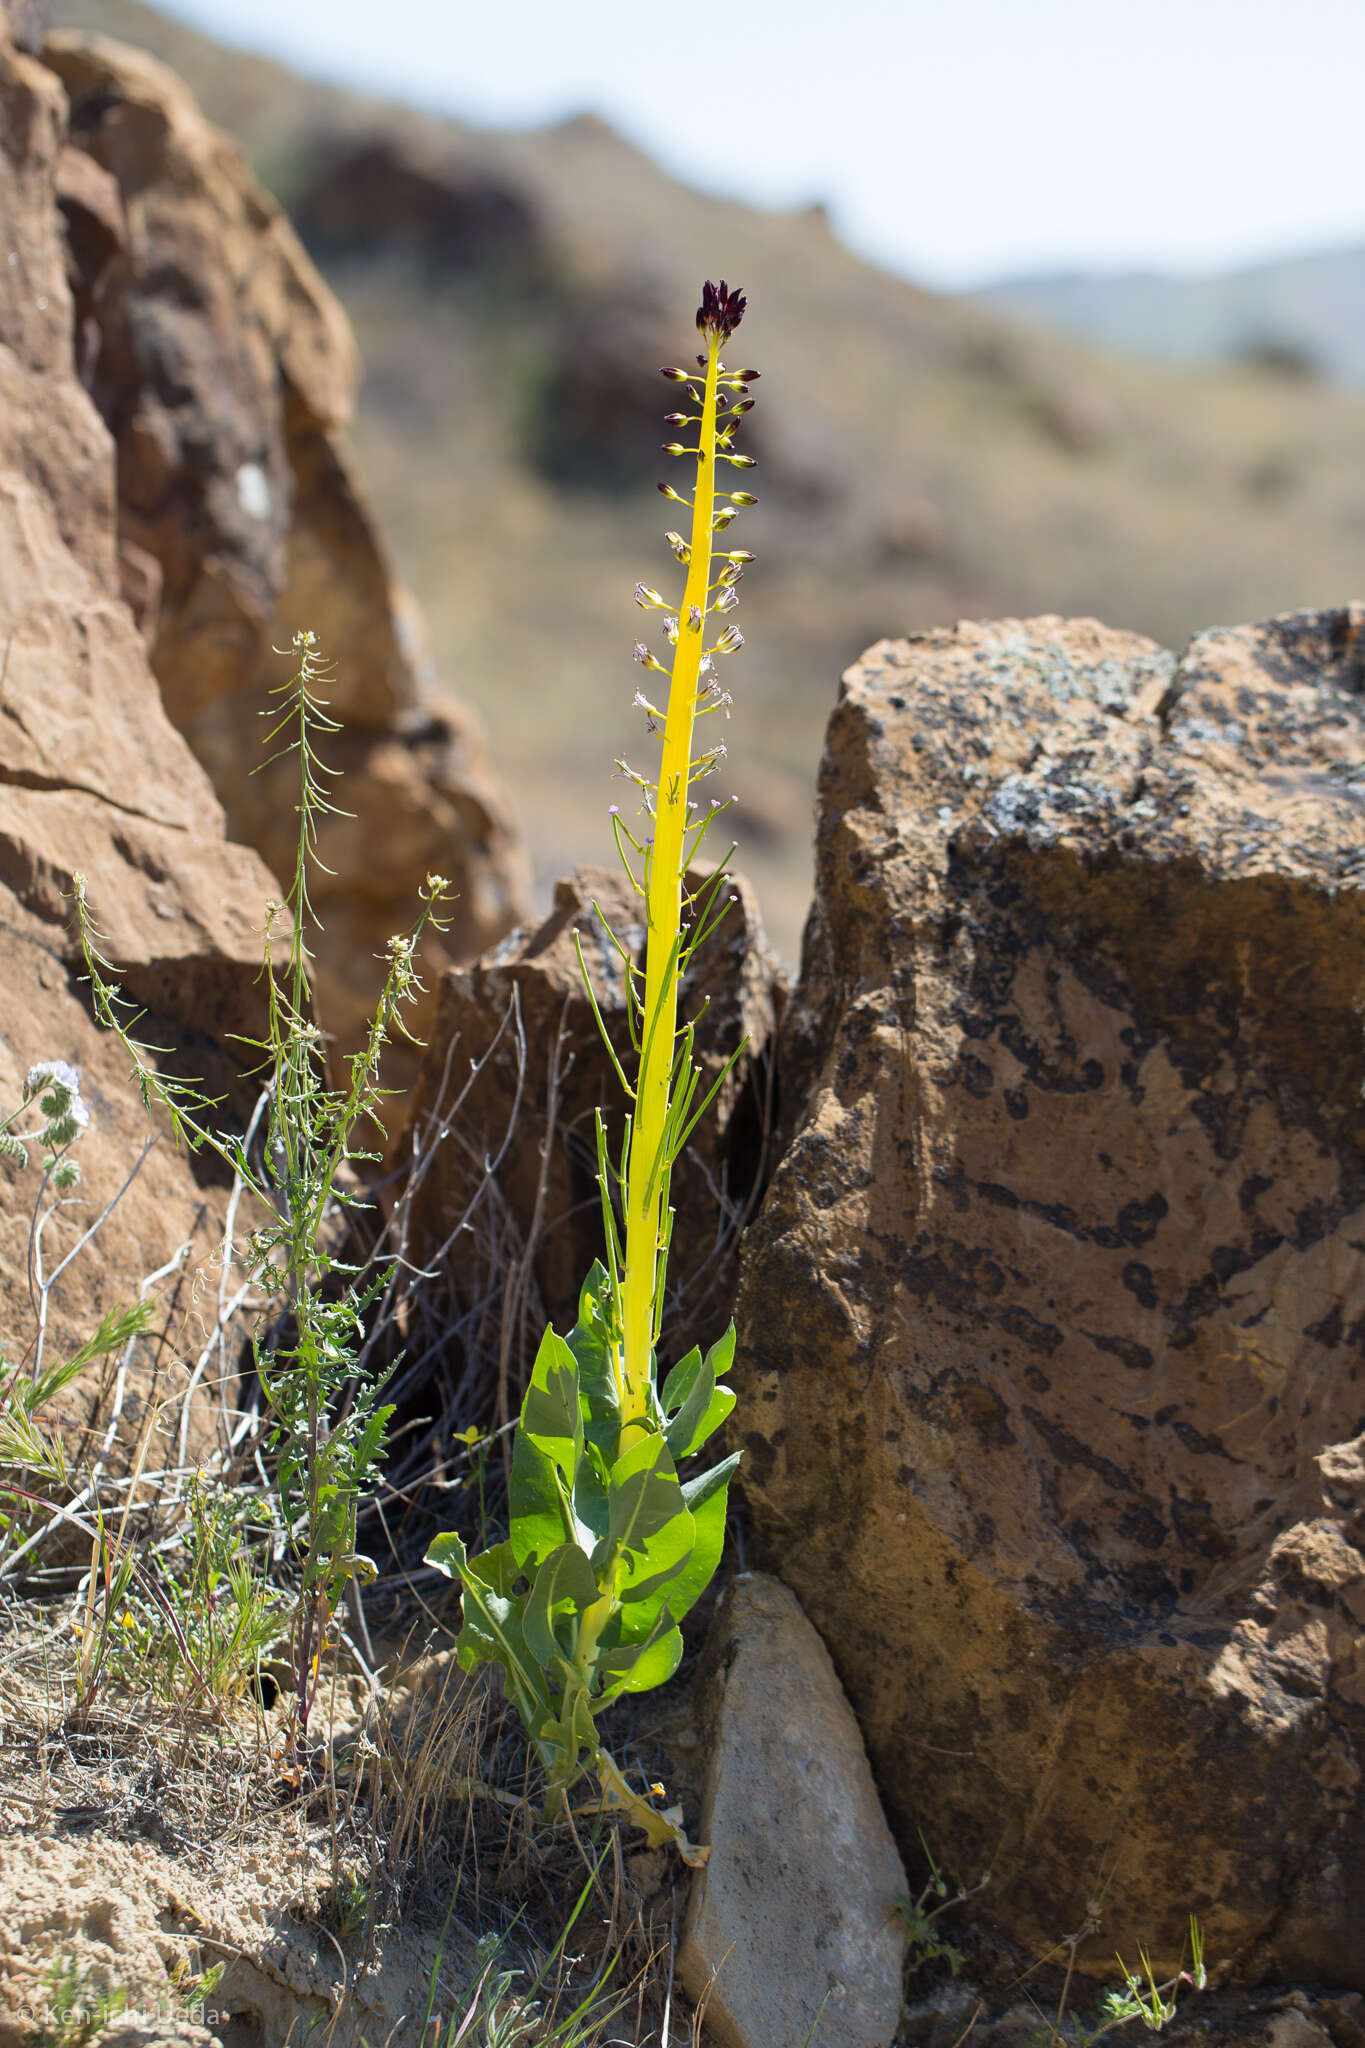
[37,29,528,1073]
[736,612,1365,1988]
[0,1,276,1404]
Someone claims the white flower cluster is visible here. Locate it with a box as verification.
[7,1059,94,1189]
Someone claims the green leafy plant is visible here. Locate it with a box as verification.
[0,1060,90,1193]
[100,1470,287,1707]
[1032,1917,1208,2048]
[0,1064,158,1549]
[427,280,758,1859]
[72,630,452,1751]
[29,1956,126,2048]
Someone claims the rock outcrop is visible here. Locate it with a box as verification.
[679,1573,908,2048]
[0,2,276,1410]
[38,31,528,1070]
[736,610,1365,1989]
[292,132,550,285]
[402,865,784,1377]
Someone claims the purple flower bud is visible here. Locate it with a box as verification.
[661,442,688,457]
[658,483,687,503]
[728,491,758,506]
[609,804,620,815]
[696,279,747,342]
[663,412,688,425]
[660,366,689,381]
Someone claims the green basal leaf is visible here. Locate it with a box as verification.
[660,1345,703,1418]
[510,1426,577,1571]
[424,1531,553,1734]
[571,1446,610,1551]
[522,1326,584,1484]
[566,1261,622,1441]
[524,1542,601,1675]
[462,1538,521,1594]
[662,1325,737,1459]
[607,1431,689,1564]
[651,1472,730,1631]
[598,1622,684,1697]
[614,1505,696,1624]
[680,1448,742,1513]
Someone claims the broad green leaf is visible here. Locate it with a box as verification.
[524,1543,601,1674]
[650,1472,729,1630]
[423,1530,552,1733]
[566,1262,622,1446]
[614,1504,695,1632]
[510,1428,575,1571]
[681,1448,741,1515]
[608,1432,689,1565]
[521,1326,583,1485]
[662,1326,737,1460]
[573,1438,612,1549]
[598,1623,683,1697]
[463,1539,520,1594]
[660,1345,703,1419]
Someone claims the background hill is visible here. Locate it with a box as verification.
[978,241,1365,387]
[48,0,1365,958]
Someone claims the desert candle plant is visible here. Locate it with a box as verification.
[427,280,759,1860]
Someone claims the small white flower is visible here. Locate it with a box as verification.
[26,1059,80,1102]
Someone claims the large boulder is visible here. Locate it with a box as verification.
[37,31,528,1071]
[735,610,1365,1989]
[0,3,276,1418]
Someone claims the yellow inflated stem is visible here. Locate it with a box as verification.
[616,335,722,1446]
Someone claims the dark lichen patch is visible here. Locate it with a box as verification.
[1084,1330,1156,1372]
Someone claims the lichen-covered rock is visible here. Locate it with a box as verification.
[679,1574,908,2048]
[736,610,1365,1989]
[38,30,528,1069]
[404,865,784,1368]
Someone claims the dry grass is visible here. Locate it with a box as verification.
[0,1037,700,2045]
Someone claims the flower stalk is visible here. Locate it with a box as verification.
[617,279,756,1446]
[427,282,756,1860]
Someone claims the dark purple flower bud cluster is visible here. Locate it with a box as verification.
[696,278,747,342]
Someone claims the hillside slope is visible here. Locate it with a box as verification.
[978,240,1365,386]
[49,0,1365,956]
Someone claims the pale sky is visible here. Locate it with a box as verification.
[159,0,1365,288]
